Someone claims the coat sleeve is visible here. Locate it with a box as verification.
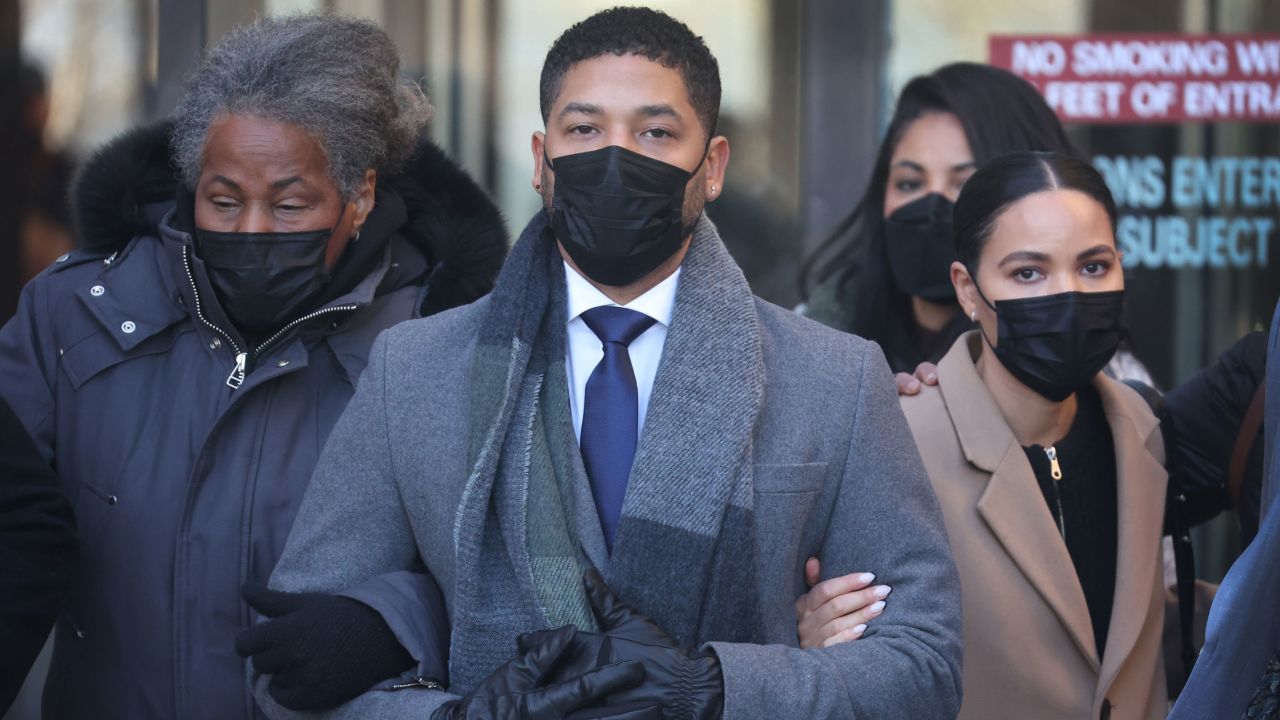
[708,344,964,720]
[1162,331,1267,533]
[253,330,459,719]
[0,275,60,459]
[0,396,76,710]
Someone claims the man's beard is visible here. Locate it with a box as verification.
[678,175,706,238]
[539,169,706,239]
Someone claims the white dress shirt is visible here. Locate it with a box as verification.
[564,263,679,442]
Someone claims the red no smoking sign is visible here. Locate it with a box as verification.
[989,34,1280,123]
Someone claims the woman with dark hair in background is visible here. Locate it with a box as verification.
[801,62,1076,374]
[800,152,1171,718]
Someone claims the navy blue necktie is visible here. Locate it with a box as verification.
[579,306,656,553]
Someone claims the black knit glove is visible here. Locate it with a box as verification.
[520,570,725,720]
[235,582,415,711]
[431,625,648,720]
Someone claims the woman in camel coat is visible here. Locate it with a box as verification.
[798,151,1169,719]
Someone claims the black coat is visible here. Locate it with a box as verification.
[1164,331,1268,544]
[0,395,76,712]
[0,122,507,720]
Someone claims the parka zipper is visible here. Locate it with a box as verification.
[182,245,247,389]
[390,677,445,691]
[227,352,247,389]
[182,244,359,389]
[252,303,358,358]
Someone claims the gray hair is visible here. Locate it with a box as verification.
[171,14,432,199]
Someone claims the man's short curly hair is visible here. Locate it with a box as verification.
[539,7,721,138]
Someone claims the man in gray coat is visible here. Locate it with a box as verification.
[254,8,961,719]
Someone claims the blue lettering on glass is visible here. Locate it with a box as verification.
[1096,155,1278,269]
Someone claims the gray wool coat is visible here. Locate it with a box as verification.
[257,273,963,719]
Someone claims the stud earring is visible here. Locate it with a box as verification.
[535,183,542,190]
[970,310,977,321]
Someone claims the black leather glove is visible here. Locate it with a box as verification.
[235,582,415,711]
[431,625,648,720]
[520,570,725,720]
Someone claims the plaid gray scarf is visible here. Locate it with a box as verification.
[449,210,765,691]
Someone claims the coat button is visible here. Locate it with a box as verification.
[90,285,105,297]
[121,321,136,334]
[209,338,221,350]
[1100,699,1112,720]
[56,253,69,263]
[276,359,290,367]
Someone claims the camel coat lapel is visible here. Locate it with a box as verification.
[941,335,1102,671]
[1093,378,1167,710]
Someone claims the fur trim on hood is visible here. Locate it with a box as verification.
[71,121,508,315]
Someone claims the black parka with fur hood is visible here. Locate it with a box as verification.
[0,122,507,720]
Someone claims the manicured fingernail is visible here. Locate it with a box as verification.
[853,624,867,636]
[908,381,919,391]
[858,573,876,584]
[926,372,937,383]
[869,600,886,615]
[873,585,892,598]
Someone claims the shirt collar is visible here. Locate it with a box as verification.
[564,262,680,327]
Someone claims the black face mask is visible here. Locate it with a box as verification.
[195,223,337,333]
[884,193,956,303]
[976,285,1126,402]
[546,144,702,287]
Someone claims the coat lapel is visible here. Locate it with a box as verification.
[939,334,1101,671]
[1095,377,1166,698]
[979,448,1104,671]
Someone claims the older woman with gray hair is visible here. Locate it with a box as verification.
[0,13,506,720]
